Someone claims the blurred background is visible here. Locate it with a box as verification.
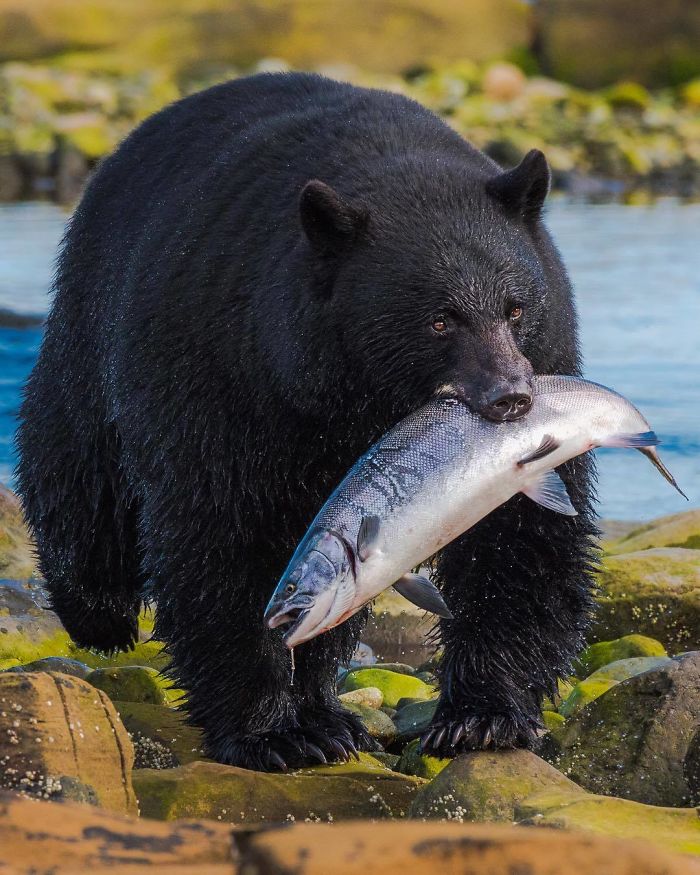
[0,0,697,519]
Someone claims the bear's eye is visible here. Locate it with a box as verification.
[508,305,523,322]
[431,315,449,334]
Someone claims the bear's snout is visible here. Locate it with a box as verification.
[478,378,533,423]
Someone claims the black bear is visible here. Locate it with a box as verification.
[17,73,597,770]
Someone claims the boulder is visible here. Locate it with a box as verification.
[559,676,618,717]
[342,668,434,709]
[0,671,137,813]
[0,790,233,871]
[338,686,383,709]
[552,652,700,806]
[410,749,581,821]
[0,486,35,578]
[341,702,397,747]
[393,698,437,742]
[241,819,700,875]
[592,548,700,650]
[134,757,424,822]
[112,701,204,767]
[575,634,667,677]
[605,509,700,554]
[518,788,700,857]
[3,656,91,679]
[87,665,169,705]
[395,738,450,780]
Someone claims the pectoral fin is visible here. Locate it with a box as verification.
[357,515,380,562]
[522,469,578,516]
[517,434,560,465]
[394,573,453,618]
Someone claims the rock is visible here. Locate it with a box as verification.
[338,686,383,709]
[242,820,700,874]
[0,155,25,200]
[575,635,668,677]
[518,788,700,857]
[87,665,169,705]
[0,671,136,813]
[372,662,416,675]
[482,62,527,101]
[592,548,700,650]
[604,509,700,554]
[0,790,233,871]
[371,751,400,770]
[112,701,204,767]
[393,698,438,742]
[551,652,700,806]
[134,757,424,822]
[410,750,581,821]
[395,738,450,780]
[349,641,375,666]
[559,676,618,717]
[53,142,89,204]
[6,656,92,679]
[342,668,434,709]
[586,655,674,684]
[0,486,35,578]
[341,702,397,746]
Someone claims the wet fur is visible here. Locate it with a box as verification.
[17,73,598,769]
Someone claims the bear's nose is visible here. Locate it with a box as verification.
[480,383,533,422]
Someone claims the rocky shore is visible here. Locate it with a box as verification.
[1,58,699,205]
[0,494,699,871]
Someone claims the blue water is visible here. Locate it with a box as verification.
[0,199,697,520]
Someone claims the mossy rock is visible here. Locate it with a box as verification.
[551,653,700,807]
[87,666,169,705]
[592,549,700,650]
[371,663,416,676]
[341,702,397,747]
[7,656,91,679]
[575,635,668,678]
[112,701,204,767]
[134,757,425,822]
[395,738,450,780]
[559,677,618,718]
[604,510,700,554]
[338,686,383,709]
[342,668,434,709]
[585,656,674,685]
[393,698,438,742]
[0,486,36,578]
[517,788,700,856]
[410,749,582,821]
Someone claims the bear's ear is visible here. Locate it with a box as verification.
[485,149,550,222]
[299,180,366,254]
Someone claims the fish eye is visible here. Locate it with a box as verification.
[285,582,297,594]
[431,315,449,334]
[508,305,523,322]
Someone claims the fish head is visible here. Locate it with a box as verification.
[263,529,357,647]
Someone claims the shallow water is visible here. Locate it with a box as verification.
[0,198,697,520]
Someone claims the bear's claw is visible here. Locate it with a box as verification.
[420,712,539,756]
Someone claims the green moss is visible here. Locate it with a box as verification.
[134,758,424,822]
[575,635,667,678]
[585,656,673,684]
[395,738,450,780]
[604,510,700,554]
[517,789,700,856]
[559,677,618,718]
[342,668,434,709]
[113,701,204,766]
[88,665,168,705]
[606,82,651,111]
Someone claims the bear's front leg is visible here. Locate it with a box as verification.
[152,541,375,772]
[422,463,598,755]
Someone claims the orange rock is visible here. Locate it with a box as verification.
[0,790,233,872]
[0,672,136,813]
[241,821,700,875]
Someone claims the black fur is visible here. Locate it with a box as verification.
[16,73,598,770]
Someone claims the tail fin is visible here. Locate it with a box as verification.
[638,447,688,500]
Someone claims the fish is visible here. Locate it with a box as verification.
[264,375,685,648]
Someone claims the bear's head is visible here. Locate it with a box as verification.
[299,149,576,426]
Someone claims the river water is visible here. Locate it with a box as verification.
[0,198,697,520]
